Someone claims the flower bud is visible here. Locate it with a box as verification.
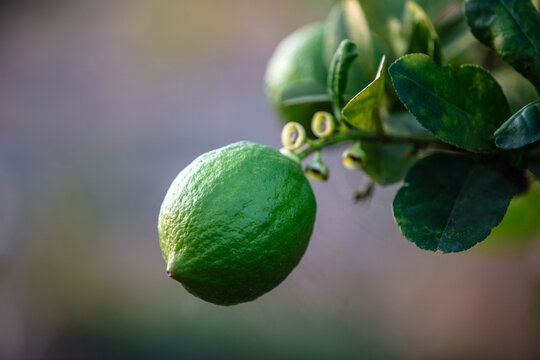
[304,152,329,181]
[342,142,366,170]
[281,122,306,150]
[311,111,336,138]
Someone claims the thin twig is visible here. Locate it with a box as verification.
[296,130,455,160]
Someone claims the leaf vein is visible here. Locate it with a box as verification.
[496,0,540,59]
[395,71,471,120]
[437,163,477,248]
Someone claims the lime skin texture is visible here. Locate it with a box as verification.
[158,141,317,305]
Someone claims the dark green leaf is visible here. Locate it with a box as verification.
[360,142,417,186]
[393,153,518,252]
[465,0,540,93]
[494,100,540,149]
[327,39,358,120]
[528,147,540,179]
[341,56,386,132]
[389,53,511,152]
[497,147,527,170]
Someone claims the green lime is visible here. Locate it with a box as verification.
[265,22,332,133]
[158,141,316,305]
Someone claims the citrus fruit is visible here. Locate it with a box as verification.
[264,22,332,133]
[158,141,317,305]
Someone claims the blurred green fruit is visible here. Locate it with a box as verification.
[265,23,332,132]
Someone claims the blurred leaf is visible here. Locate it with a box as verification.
[327,39,358,118]
[360,142,416,185]
[465,0,540,94]
[488,182,540,241]
[280,84,328,103]
[528,147,540,179]
[359,0,404,38]
[382,112,436,139]
[387,17,408,57]
[389,54,511,152]
[325,0,378,93]
[281,94,331,107]
[441,31,477,64]
[497,147,528,170]
[494,100,540,149]
[492,65,540,112]
[435,6,466,41]
[393,153,518,252]
[342,56,386,132]
[402,1,443,64]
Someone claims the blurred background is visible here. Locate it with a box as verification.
[1,0,540,359]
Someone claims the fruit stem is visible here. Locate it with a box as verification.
[296,130,453,160]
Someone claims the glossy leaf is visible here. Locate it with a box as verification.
[465,0,540,93]
[393,153,518,252]
[494,100,540,149]
[327,40,358,120]
[341,56,386,132]
[360,142,417,186]
[389,54,511,152]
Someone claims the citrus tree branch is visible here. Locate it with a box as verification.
[296,131,454,160]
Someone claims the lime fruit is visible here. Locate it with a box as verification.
[158,141,316,305]
[265,22,332,133]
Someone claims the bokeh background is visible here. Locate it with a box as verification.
[1,0,540,359]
